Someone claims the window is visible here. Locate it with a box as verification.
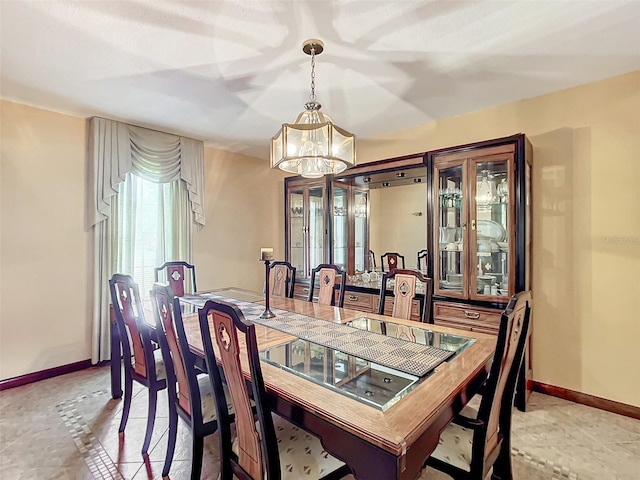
[116,173,192,298]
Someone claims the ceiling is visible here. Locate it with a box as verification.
[1,1,639,160]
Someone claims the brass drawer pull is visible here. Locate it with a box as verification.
[463,310,480,319]
[348,295,358,301]
[302,288,309,293]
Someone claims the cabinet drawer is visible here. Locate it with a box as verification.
[293,284,313,301]
[433,301,501,334]
[374,297,422,322]
[341,291,374,312]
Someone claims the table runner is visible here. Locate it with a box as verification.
[181,294,454,377]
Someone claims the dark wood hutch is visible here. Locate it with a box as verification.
[283,134,533,409]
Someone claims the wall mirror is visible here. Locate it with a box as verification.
[285,154,428,278]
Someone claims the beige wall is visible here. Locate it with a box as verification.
[369,183,427,267]
[193,147,287,293]
[1,101,91,380]
[0,100,286,380]
[358,71,640,407]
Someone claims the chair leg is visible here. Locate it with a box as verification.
[118,372,133,433]
[142,387,158,455]
[162,402,178,478]
[491,445,513,480]
[191,434,204,480]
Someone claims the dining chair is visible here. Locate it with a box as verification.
[424,290,532,480]
[268,261,296,298]
[368,250,377,271]
[308,263,347,308]
[150,283,224,479]
[109,274,167,456]
[197,298,352,480]
[380,252,405,272]
[154,261,197,297]
[416,249,428,271]
[377,269,433,323]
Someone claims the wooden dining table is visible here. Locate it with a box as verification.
[110,287,496,480]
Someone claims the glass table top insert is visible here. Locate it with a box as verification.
[259,318,474,410]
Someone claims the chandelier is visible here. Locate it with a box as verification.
[270,39,356,179]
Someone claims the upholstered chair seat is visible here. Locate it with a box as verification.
[232,414,346,479]
[430,405,479,471]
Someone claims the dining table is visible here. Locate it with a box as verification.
[110,286,496,480]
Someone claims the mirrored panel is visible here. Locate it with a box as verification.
[260,338,421,411]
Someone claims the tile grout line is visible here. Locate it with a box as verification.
[56,389,125,480]
[511,446,579,479]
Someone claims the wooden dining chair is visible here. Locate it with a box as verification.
[308,263,347,308]
[150,283,223,479]
[416,249,428,270]
[378,269,433,323]
[380,252,405,272]
[154,261,197,297]
[109,274,167,456]
[368,250,376,271]
[197,299,352,480]
[268,261,296,298]
[424,291,532,480]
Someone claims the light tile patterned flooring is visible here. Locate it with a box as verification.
[0,365,639,479]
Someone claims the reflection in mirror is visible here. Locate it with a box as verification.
[333,165,427,275]
[365,167,427,271]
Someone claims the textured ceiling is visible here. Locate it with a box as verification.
[1,0,639,159]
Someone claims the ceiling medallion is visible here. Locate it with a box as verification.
[270,39,356,179]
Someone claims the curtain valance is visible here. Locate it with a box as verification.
[87,117,205,229]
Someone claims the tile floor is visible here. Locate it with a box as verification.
[0,365,638,479]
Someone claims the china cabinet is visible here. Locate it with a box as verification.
[427,134,532,410]
[427,134,531,306]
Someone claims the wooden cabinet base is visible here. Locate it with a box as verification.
[433,300,532,411]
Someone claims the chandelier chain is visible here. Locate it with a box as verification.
[309,45,316,102]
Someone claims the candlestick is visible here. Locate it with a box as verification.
[259,258,275,319]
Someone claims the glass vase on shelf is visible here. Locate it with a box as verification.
[476,170,497,211]
[497,178,508,204]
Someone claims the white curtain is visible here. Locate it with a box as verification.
[88,117,204,363]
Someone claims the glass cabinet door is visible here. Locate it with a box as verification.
[287,182,326,279]
[470,157,513,300]
[289,188,305,274]
[308,185,325,275]
[434,163,466,298]
[353,189,368,272]
[332,184,348,271]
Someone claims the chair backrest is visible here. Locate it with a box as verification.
[473,291,532,473]
[150,283,203,424]
[198,300,280,480]
[268,261,296,298]
[368,250,376,270]
[380,252,405,272]
[378,269,433,323]
[308,264,347,308]
[109,273,157,381]
[154,261,197,297]
[416,249,428,271]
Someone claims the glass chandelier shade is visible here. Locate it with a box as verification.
[270,40,356,179]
